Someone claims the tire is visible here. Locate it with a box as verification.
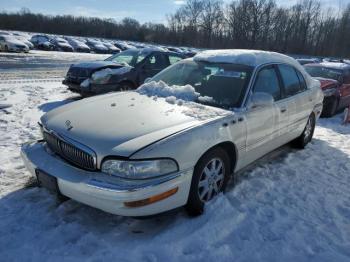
[186,147,231,216]
[4,45,8,52]
[118,81,134,91]
[292,113,316,149]
[321,97,338,117]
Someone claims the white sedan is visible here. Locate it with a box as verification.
[0,35,29,52]
[21,50,323,216]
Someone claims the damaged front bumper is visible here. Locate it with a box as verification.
[21,141,192,216]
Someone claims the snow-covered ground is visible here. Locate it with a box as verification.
[1,78,350,261]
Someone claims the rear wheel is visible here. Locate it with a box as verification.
[292,113,315,149]
[322,97,338,117]
[186,147,231,216]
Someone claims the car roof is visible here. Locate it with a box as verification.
[193,49,301,68]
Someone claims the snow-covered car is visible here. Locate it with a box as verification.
[30,34,55,51]
[65,38,91,53]
[0,35,29,52]
[101,41,121,54]
[85,39,109,54]
[63,48,184,96]
[50,37,74,52]
[304,62,350,117]
[21,49,323,217]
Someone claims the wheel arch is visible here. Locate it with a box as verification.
[195,141,237,176]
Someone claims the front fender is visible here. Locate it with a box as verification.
[130,115,242,172]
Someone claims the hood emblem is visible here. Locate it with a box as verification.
[65,120,73,131]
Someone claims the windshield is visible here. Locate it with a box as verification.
[151,60,253,109]
[105,49,147,66]
[305,66,342,81]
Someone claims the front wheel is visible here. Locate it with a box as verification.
[118,81,134,91]
[292,113,315,149]
[186,147,231,216]
[321,97,338,117]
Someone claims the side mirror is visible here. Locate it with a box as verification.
[248,92,274,109]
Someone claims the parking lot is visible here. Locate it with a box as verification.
[1,49,350,261]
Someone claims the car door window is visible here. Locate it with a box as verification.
[253,66,281,101]
[296,70,307,91]
[278,64,301,97]
[168,55,183,65]
[145,54,166,70]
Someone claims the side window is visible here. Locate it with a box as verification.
[253,66,281,101]
[168,55,183,65]
[296,70,307,91]
[278,64,302,96]
[145,54,166,69]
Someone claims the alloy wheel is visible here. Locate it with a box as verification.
[198,158,225,202]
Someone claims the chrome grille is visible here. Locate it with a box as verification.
[43,131,96,170]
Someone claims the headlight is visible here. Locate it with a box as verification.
[90,73,111,84]
[80,78,90,89]
[101,159,178,179]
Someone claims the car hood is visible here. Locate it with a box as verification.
[7,39,27,46]
[314,77,338,90]
[70,61,120,70]
[41,92,229,159]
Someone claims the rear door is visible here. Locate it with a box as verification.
[276,64,310,134]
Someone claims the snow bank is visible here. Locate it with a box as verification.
[91,66,132,81]
[137,80,200,101]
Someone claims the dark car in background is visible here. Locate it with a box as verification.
[50,37,74,52]
[30,34,55,51]
[63,48,184,96]
[305,62,350,117]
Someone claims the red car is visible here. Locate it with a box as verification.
[304,62,350,117]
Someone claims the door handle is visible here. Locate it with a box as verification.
[281,108,287,113]
[238,117,244,122]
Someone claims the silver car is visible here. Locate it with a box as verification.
[21,50,323,216]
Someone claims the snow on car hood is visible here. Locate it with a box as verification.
[40,92,230,158]
[91,66,133,81]
[70,61,120,69]
[6,38,27,46]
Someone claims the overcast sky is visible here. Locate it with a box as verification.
[0,0,349,23]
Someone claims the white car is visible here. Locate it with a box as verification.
[0,35,29,52]
[21,50,323,216]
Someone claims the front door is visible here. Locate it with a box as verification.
[138,53,167,84]
[243,65,282,165]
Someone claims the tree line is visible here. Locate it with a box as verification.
[0,0,350,57]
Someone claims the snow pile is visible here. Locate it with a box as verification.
[137,80,200,101]
[91,66,133,81]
